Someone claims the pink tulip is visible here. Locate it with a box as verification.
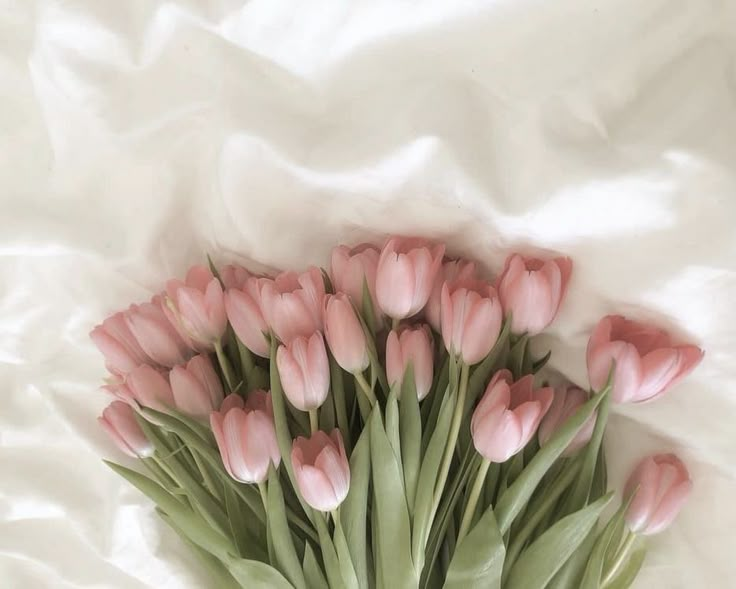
[375,237,445,319]
[440,280,503,365]
[220,264,251,290]
[497,254,573,335]
[330,244,381,319]
[624,453,692,535]
[276,332,330,411]
[124,299,192,368]
[90,311,151,375]
[587,315,703,403]
[292,430,350,512]
[426,259,476,331]
[210,391,281,484]
[386,326,434,400]
[324,293,369,373]
[117,364,175,411]
[471,370,553,463]
[98,401,153,458]
[165,265,227,348]
[260,267,326,344]
[170,354,225,419]
[538,386,596,456]
[225,276,270,358]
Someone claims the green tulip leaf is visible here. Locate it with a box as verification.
[302,542,328,589]
[341,425,371,589]
[226,557,295,589]
[399,365,422,515]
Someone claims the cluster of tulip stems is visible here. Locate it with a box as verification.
[93,237,702,589]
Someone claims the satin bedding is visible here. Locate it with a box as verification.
[1,1,735,587]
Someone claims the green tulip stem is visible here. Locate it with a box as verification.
[214,339,237,392]
[457,457,491,543]
[602,529,637,587]
[309,409,319,434]
[354,372,377,407]
[391,317,400,331]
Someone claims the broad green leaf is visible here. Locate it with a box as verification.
[105,461,235,561]
[505,492,613,589]
[329,353,351,453]
[370,408,417,589]
[422,355,450,453]
[605,544,646,589]
[333,513,360,589]
[579,504,628,589]
[413,389,456,569]
[224,483,251,558]
[546,528,596,589]
[508,333,529,379]
[268,467,307,589]
[494,388,609,535]
[226,557,295,589]
[303,542,328,589]
[341,426,371,589]
[314,513,344,589]
[443,505,504,589]
[320,387,337,432]
[591,443,608,501]
[157,508,241,589]
[385,387,403,472]
[399,365,422,515]
[562,382,612,515]
[361,277,377,335]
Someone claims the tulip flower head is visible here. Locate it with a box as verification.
[170,354,224,419]
[324,293,370,373]
[538,385,596,456]
[210,391,281,484]
[426,258,477,331]
[292,430,350,512]
[225,275,270,358]
[386,325,434,400]
[99,401,153,458]
[624,453,692,535]
[587,315,703,403]
[471,370,553,463]
[276,332,330,411]
[330,243,380,320]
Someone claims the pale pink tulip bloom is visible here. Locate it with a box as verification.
[260,267,325,344]
[210,391,280,484]
[324,293,369,373]
[276,332,330,411]
[170,354,224,419]
[330,244,381,321]
[114,364,175,411]
[426,259,476,331]
[165,265,227,348]
[220,264,251,290]
[292,430,350,512]
[497,254,573,335]
[386,325,434,400]
[90,311,151,375]
[624,453,692,535]
[99,401,153,458]
[124,299,192,368]
[225,276,270,358]
[587,315,703,403]
[471,370,553,463]
[375,237,445,319]
[440,280,503,365]
[538,385,596,456]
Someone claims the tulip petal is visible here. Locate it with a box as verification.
[376,254,416,319]
[296,464,339,512]
[645,480,692,535]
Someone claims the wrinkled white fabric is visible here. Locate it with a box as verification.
[2,0,736,587]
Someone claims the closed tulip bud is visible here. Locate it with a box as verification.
[471,370,553,463]
[538,386,596,456]
[292,430,350,512]
[260,267,326,344]
[170,354,224,419]
[210,391,281,484]
[330,244,381,322]
[124,298,192,368]
[98,401,153,458]
[386,326,434,400]
[219,264,251,290]
[90,311,151,375]
[624,453,692,535]
[276,332,330,411]
[587,315,703,404]
[165,265,227,348]
[225,276,270,358]
[497,254,572,335]
[426,258,476,331]
[324,293,369,373]
[440,280,503,365]
[120,364,175,411]
[376,237,445,319]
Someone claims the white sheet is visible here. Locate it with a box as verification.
[2,1,735,587]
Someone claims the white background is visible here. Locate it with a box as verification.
[2,0,735,587]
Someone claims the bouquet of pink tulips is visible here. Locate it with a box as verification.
[93,238,702,589]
